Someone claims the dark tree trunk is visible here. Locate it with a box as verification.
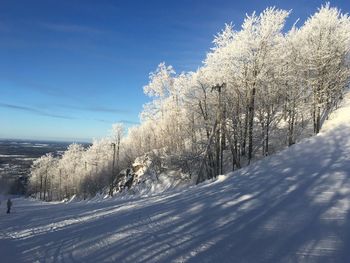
[43,171,48,201]
[242,107,248,156]
[265,111,270,156]
[196,121,218,184]
[39,175,43,200]
[248,87,256,163]
[215,128,220,176]
[222,121,241,169]
[315,105,321,134]
[288,105,296,146]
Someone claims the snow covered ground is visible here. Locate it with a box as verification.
[1,92,350,263]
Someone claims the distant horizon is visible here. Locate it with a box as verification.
[0,136,92,144]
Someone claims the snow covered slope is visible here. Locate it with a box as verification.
[1,92,350,263]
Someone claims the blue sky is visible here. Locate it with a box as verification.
[0,0,349,142]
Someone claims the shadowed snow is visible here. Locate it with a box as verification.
[0,92,350,262]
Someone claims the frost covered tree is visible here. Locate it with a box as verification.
[109,123,125,196]
[29,4,350,199]
[29,153,56,201]
[296,3,350,133]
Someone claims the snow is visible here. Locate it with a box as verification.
[1,92,350,262]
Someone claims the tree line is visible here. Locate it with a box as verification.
[29,4,350,200]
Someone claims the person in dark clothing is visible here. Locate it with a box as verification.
[7,199,12,214]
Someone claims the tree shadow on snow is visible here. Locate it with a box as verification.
[2,125,350,263]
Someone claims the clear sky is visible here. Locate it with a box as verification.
[0,0,349,142]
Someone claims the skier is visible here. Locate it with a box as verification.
[7,199,12,214]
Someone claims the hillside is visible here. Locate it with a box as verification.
[0,91,350,262]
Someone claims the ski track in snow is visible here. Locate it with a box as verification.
[1,92,350,263]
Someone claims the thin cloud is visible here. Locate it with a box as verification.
[41,22,105,35]
[94,119,110,124]
[119,119,140,125]
[88,106,130,114]
[0,102,75,120]
[94,118,139,125]
[0,74,79,100]
[63,104,130,114]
